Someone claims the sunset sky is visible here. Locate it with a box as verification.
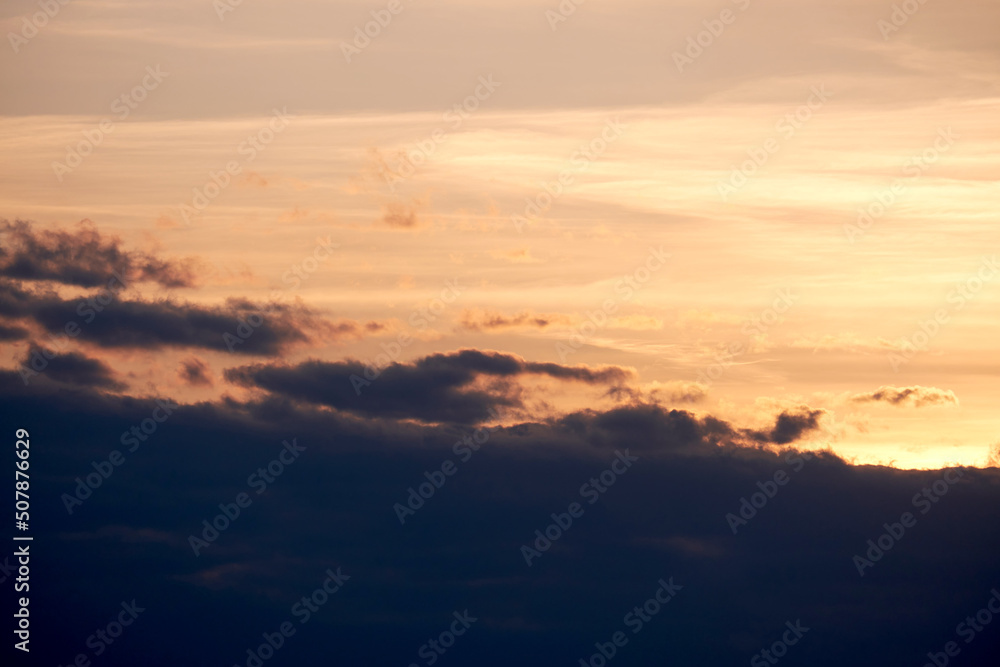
[4,0,1000,469]
[3,1,1000,665]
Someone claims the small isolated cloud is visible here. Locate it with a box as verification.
[178,357,213,387]
[321,319,387,340]
[240,171,268,189]
[279,206,309,223]
[851,385,959,408]
[490,247,539,263]
[459,309,572,332]
[381,202,419,228]
[154,215,181,230]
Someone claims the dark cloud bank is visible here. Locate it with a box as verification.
[4,364,999,667]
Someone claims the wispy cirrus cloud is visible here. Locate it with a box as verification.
[459,309,573,332]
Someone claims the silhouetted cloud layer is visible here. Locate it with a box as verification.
[226,349,635,423]
[0,219,195,288]
[0,277,367,356]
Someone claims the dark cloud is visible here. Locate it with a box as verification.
[0,277,36,318]
[745,407,826,445]
[0,320,28,340]
[178,357,213,387]
[556,403,735,454]
[61,297,310,355]
[0,218,195,288]
[225,349,635,423]
[558,403,818,454]
[0,279,353,356]
[20,344,125,390]
[851,385,959,408]
[5,369,999,667]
